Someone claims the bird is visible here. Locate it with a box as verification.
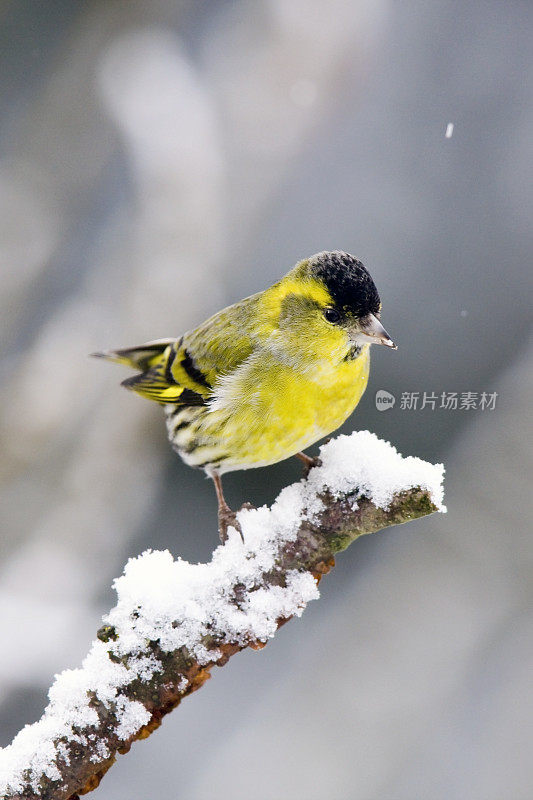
[93,251,396,541]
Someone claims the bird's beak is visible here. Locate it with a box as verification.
[356,313,397,349]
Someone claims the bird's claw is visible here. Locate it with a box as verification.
[303,456,322,478]
[218,507,244,544]
[296,451,322,478]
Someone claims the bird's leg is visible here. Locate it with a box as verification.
[295,451,322,477]
[212,472,243,543]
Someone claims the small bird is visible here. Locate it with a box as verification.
[93,251,396,541]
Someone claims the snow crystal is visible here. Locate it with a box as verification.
[445,122,454,138]
[90,738,111,763]
[309,431,446,512]
[105,549,319,664]
[115,699,151,741]
[0,431,444,795]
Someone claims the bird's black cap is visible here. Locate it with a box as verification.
[310,251,381,317]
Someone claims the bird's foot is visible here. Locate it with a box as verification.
[218,506,244,544]
[295,451,322,478]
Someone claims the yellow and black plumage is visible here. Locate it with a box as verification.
[93,251,396,540]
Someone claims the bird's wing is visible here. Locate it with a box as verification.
[178,295,259,389]
[95,295,260,405]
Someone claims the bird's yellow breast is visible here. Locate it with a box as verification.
[171,345,370,473]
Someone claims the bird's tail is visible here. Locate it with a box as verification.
[92,338,207,405]
[90,338,176,372]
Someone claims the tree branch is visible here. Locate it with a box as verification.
[0,432,445,800]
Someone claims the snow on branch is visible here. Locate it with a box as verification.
[0,432,445,800]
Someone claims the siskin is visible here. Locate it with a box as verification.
[93,251,396,540]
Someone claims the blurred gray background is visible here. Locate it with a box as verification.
[1,1,532,798]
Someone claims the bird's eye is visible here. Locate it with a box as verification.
[323,307,341,324]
